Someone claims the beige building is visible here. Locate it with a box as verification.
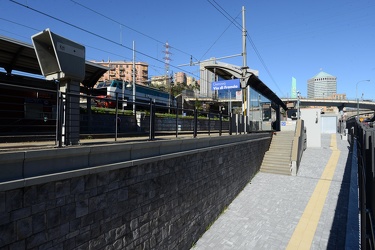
[174,72,186,84]
[151,75,171,86]
[330,93,346,100]
[92,60,149,85]
[186,76,195,86]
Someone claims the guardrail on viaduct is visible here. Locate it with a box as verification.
[0,132,272,249]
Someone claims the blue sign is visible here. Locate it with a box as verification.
[211,79,240,91]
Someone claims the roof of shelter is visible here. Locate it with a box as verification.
[0,35,108,89]
[204,63,287,110]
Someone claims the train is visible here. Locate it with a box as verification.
[94,79,173,109]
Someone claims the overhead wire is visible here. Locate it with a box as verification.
[206,0,242,31]
[8,0,200,79]
[199,11,242,62]
[0,16,167,76]
[206,0,285,96]
[0,16,132,62]
[70,0,198,61]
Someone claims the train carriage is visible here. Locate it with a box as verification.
[94,80,172,109]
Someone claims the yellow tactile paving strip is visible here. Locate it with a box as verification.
[286,134,340,249]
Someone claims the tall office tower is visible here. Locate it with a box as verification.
[307,71,337,99]
[291,77,297,98]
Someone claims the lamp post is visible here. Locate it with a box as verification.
[122,80,125,111]
[297,91,301,120]
[356,80,370,117]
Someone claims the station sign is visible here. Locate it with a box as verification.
[211,79,240,91]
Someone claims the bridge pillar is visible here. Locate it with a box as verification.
[338,105,344,113]
[274,105,281,131]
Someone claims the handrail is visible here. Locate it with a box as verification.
[352,118,375,250]
[290,119,305,175]
[366,209,375,249]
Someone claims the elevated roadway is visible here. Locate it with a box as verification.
[185,96,375,112]
[282,98,375,111]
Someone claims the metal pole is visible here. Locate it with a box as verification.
[57,90,63,148]
[229,112,232,135]
[55,82,59,146]
[229,89,232,115]
[241,6,248,133]
[356,80,370,117]
[297,91,300,120]
[242,6,247,69]
[258,94,261,130]
[149,98,154,141]
[194,108,198,138]
[122,79,125,111]
[208,110,211,135]
[219,110,222,136]
[115,93,119,141]
[132,41,136,115]
[175,101,178,138]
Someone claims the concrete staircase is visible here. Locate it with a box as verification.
[260,131,294,175]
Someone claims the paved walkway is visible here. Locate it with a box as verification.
[192,133,357,249]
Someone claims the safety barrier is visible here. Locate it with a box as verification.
[347,117,375,250]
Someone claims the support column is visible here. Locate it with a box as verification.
[61,79,80,145]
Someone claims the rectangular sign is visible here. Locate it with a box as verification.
[211,79,240,91]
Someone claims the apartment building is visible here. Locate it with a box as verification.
[92,60,149,85]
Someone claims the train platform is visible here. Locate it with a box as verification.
[192,133,358,249]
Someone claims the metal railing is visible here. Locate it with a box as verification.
[347,117,375,250]
[0,82,270,147]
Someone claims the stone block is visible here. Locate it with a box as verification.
[6,189,23,211]
[26,231,48,249]
[11,207,31,221]
[76,199,89,218]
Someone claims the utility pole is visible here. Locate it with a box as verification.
[241,6,249,132]
[132,41,136,115]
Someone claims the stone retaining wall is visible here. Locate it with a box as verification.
[0,134,271,249]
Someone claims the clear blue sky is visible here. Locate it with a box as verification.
[1,0,374,100]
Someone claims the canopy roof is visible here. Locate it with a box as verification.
[204,63,287,110]
[0,35,108,89]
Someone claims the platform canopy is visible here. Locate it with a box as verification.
[204,63,287,110]
[0,35,108,89]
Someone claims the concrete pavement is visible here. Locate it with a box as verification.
[192,133,357,249]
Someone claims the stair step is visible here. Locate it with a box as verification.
[260,167,291,175]
[263,152,291,157]
[261,161,290,166]
[261,162,291,169]
[268,148,292,153]
[262,157,291,163]
[267,146,292,150]
[260,131,295,176]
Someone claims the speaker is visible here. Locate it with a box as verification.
[31,29,85,81]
